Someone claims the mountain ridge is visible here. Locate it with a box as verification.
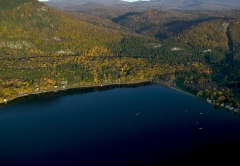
[44,0,240,10]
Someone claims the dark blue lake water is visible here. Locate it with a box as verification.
[0,84,240,166]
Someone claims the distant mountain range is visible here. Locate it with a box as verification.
[46,0,123,5]
[44,0,125,9]
[45,0,240,10]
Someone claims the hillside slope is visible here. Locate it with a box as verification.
[0,0,174,102]
[1,0,240,108]
[0,0,122,56]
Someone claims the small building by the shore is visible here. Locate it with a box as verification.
[206,98,212,104]
[229,107,234,111]
[225,105,231,109]
[234,109,240,113]
[225,105,234,111]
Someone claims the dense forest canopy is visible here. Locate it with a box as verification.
[0,0,240,108]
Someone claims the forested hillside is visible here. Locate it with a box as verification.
[0,0,198,103]
[1,0,240,108]
[0,0,122,56]
[230,19,240,61]
[109,8,240,107]
[113,9,240,38]
[63,10,134,35]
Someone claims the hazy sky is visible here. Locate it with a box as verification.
[122,0,142,1]
[122,0,151,2]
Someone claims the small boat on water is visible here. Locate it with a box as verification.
[198,127,203,130]
[136,113,139,116]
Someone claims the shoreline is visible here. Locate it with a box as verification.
[0,80,151,105]
[1,78,238,114]
[0,79,200,105]
[170,86,196,97]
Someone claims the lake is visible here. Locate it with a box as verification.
[0,83,240,165]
